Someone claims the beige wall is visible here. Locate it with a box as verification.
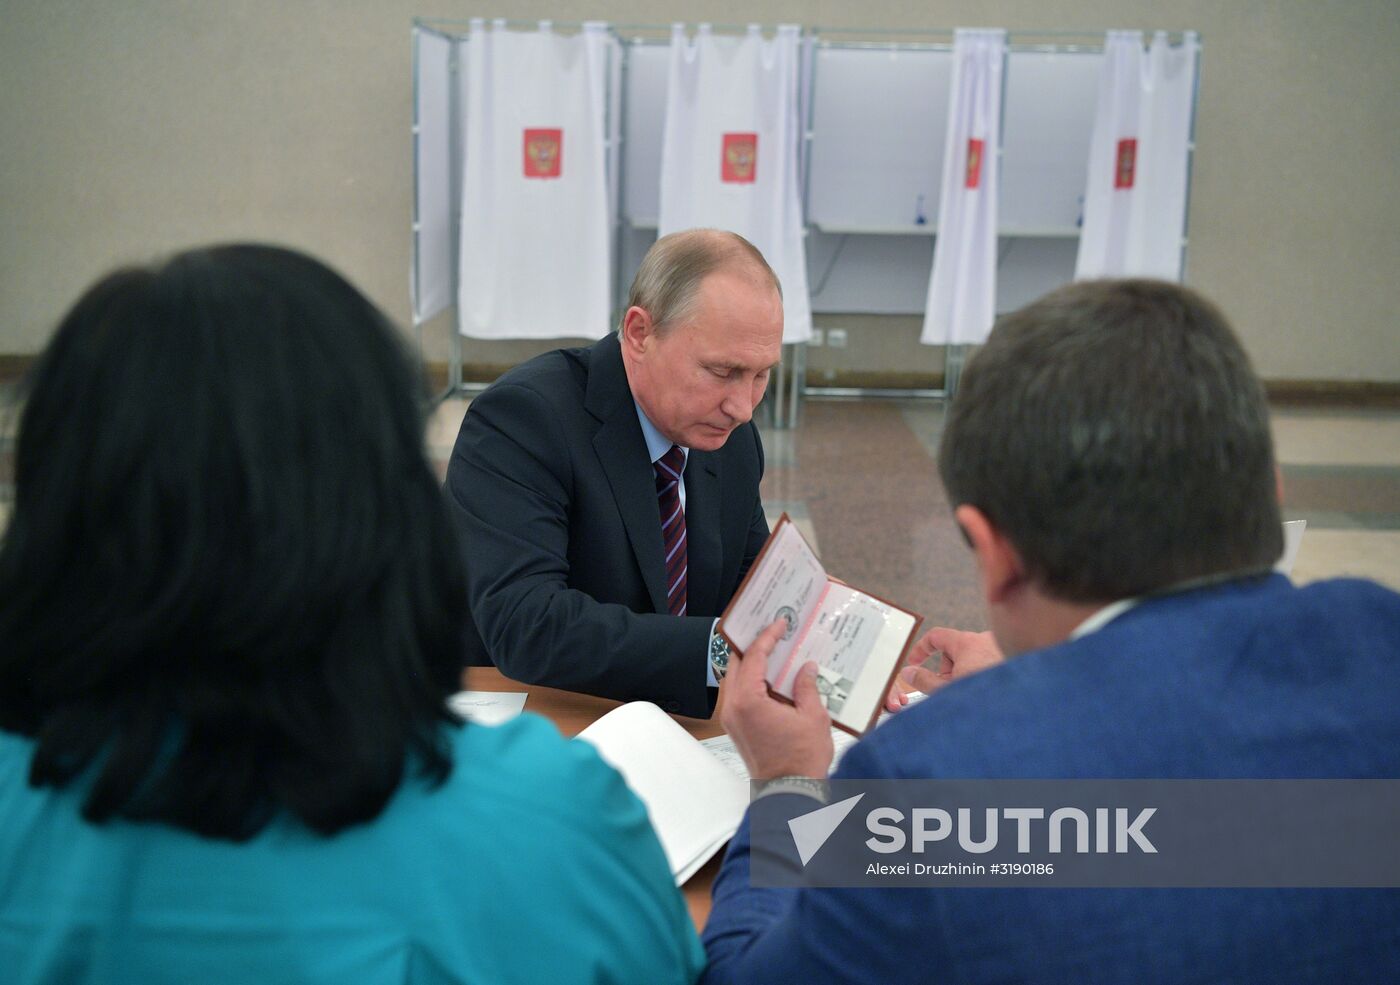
[3,1,1397,381]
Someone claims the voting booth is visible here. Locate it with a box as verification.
[412,20,1200,414]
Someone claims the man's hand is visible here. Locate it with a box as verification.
[720,619,834,781]
[884,679,911,713]
[900,627,1005,693]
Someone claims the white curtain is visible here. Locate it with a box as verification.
[457,20,612,340]
[920,28,1006,346]
[411,28,454,325]
[658,24,812,344]
[1075,30,1199,281]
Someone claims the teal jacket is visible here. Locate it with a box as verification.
[1,713,703,984]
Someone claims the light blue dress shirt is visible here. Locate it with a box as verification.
[634,401,689,509]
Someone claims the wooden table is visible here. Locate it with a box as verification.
[461,667,728,932]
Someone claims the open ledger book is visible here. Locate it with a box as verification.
[578,702,746,885]
[576,695,925,885]
[718,514,922,736]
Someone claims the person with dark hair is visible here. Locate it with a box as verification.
[701,279,1400,984]
[0,245,702,984]
[446,228,781,718]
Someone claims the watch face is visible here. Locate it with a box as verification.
[710,636,730,677]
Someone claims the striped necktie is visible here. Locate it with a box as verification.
[653,445,688,617]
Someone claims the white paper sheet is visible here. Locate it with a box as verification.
[1277,519,1307,577]
[577,702,750,885]
[447,690,528,727]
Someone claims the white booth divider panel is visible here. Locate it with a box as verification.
[999,50,1101,235]
[807,48,953,232]
[412,29,455,324]
[623,43,668,225]
[806,46,1101,235]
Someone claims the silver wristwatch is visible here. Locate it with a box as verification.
[754,775,831,803]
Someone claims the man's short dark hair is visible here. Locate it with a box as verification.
[0,244,467,840]
[938,278,1283,603]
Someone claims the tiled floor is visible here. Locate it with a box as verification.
[424,396,1400,633]
[4,390,1398,628]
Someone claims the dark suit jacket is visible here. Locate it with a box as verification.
[703,574,1400,983]
[446,333,769,718]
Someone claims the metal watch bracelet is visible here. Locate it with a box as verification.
[753,775,831,803]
